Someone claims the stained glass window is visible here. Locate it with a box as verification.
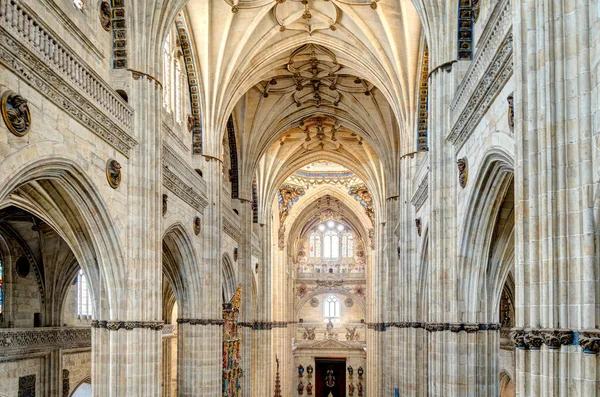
[324,295,340,320]
[77,269,92,317]
[0,257,3,315]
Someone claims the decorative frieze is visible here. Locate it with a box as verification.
[411,175,428,212]
[176,318,224,326]
[222,216,241,242]
[0,328,91,350]
[163,166,207,213]
[91,320,164,330]
[237,321,295,330]
[366,322,501,332]
[110,0,127,69]
[0,33,136,156]
[174,13,203,154]
[449,0,513,148]
[416,40,429,152]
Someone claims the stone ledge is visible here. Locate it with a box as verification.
[510,329,574,351]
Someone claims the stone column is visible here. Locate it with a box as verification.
[514,1,598,395]
[237,198,254,392]
[425,64,461,396]
[177,157,223,396]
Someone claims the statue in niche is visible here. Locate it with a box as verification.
[348,366,354,378]
[99,1,111,31]
[457,157,468,188]
[326,319,334,337]
[2,91,31,136]
[187,114,194,132]
[357,382,363,396]
[106,159,121,189]
[194,216,201,235]
[349,382,355,395]
[507,94,515,132]
[298,364,305,377]
[297,381,304,394]
[307,381,313,395]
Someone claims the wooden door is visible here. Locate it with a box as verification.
[315,358,346,397]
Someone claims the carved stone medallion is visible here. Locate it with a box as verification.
[106,159,121,189]
[100,1,111,32]
[345,297,354,307]
[2,91,31,136]
[193,216,201,235]
[457,157,468,188]
[310,297,319,307]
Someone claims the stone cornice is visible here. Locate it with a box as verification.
[222,216,241,242]
[0,328,91,350]
[91,320,164,331]
[411,175,428,212]
[448,0,513,149]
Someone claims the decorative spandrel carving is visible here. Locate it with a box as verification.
[2,91,31,137]
[279,184,306,225]
[106,159,121,189]
[457,158,468,188]
[348,184,374,226]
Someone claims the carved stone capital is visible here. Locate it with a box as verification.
[541,329,573,350]
[523,330,544,350]
[463,323,480,333]
[425,323,447,332]
[579,331,600,354]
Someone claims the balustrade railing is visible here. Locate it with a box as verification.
[0,0,132,130]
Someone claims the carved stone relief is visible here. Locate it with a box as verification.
[99,1,111,32]
[2,91,31,137]
[457,158,468,188]
[106,159,122,189]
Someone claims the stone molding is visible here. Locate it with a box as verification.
[0,328,91,350]
[222,216,241,242]
[162,324,175,337]
[411,175,428,212]
[448,0,512,149]
[162,143,208,212]
[90,320,164,331]
[0,2,136,156]
[367,322,501,332]
[176,318,224,326]
[510,329,574,350]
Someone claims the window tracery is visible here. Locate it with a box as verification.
[323,295,340,321]
[77,269,92,317]
[308,220,350,260]
[162,28,186,125]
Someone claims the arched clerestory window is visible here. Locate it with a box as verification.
[77,269,92,317]
[323,295,340,321]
